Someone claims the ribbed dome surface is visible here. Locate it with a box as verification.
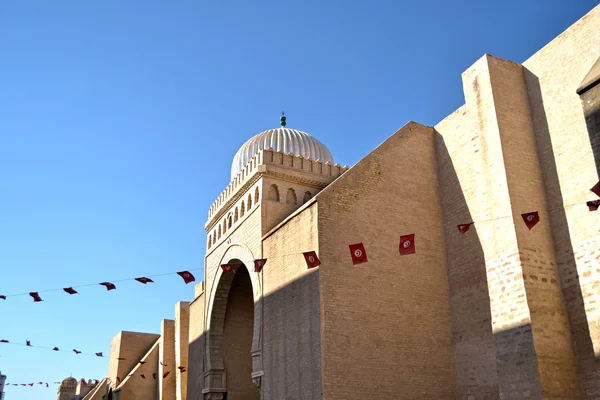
[231,127,334,180]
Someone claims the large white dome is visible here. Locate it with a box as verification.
[231,125,334,180]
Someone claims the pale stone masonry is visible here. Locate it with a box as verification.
[89,5,600,400]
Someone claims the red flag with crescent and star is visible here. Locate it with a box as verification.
[521,211,540,230]
[590,180,600,197]
[254,259,267,273]
[349,243,368,265]
[177,271,195,284]
[457,223,473,235]
[303,251,321,269]
[99,282,116,291]
[135,277,154,284]
[399,234,416,255]
[29,292,42,302]
[587,200,600,211]
[220,264,234,272]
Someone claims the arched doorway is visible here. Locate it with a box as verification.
[205,256,261,400]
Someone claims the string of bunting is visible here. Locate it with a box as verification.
[2,183,599,302]
[231,182,600,271]
[4,363,189,388]
[0,269,200,302]
[5,380,100,388]
[0,337,107,357]
[3,183,599,389]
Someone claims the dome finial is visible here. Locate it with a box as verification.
[280,111,287,127]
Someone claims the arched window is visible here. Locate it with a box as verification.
[213,231,217,243]
[303,191,312,204]
[240,201,245,217]
[254,187,260,203]
[218,226,222,239]
[223,219,227,234]
[286,188,297,205]
[228,215,232,229]
[207,236,211,249]
[248,194,252,209]
[268,184,280,202]
[234,208,239,223]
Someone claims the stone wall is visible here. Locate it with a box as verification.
[159,320,176,400]
[175,302,190,400]
[522,6,600,397]
[82,378,109,400]
[113,339,160,400]
[261,203,322,399]
[108,331,160,389]
[317,121,456,399]
[187,288,205,399]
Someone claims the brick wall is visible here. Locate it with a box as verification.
[159,320,176,400]
[521,5,600,398]
[174,302,190,400]
[108,331,160,389]
[186,290,205,400]
[114,339,160,400]
[261,203,322,400]
[317,122,456,399]
[436,104,500,399]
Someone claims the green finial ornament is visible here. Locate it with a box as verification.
[280,112,287,127]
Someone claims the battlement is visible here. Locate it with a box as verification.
[207,148,348,220]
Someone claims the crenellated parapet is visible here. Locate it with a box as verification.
[207,148,348,222]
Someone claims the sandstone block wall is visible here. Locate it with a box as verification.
[82,378,109,400]
[159,320,176,400]
[316,121,456,400]
[261,203,322,400]
[187,287,205,399]
[522,6,600,397]
[436,99,500,400]
[114,339,160,400]
[108,331,160,389]
[175,302,190,400]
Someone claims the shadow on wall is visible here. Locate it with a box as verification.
[524,68,599,393]
[581,89,600,177]
[186,268,322,400]
[435,134,500,399]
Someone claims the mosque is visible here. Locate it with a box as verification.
[60,5,600,400]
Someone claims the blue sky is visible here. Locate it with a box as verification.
[0,0,596,398]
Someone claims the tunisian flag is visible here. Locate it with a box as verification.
[99,282,116,291]
[349,243,368,265]
[587,200,600,211]
[457,223,473,235]
[220,264,234,272]
[590,181,600,197]
[521,211,540,230]
[135,277,154,284]
[303,251,321,269]
[399,234,416,255]
[254,259,267,273]
[177,271,195,284]
[29,292,43,302]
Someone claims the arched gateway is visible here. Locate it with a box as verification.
[199,116,347,400]
[204,245,263,400]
